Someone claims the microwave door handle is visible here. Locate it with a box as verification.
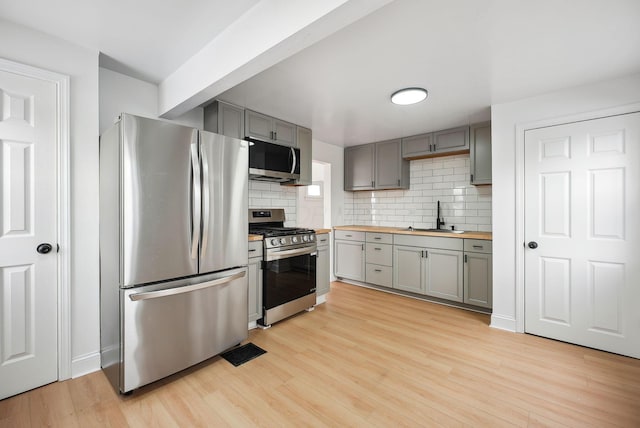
[200,143,210,260]
[190,134,201,260]
[290,147,297,174]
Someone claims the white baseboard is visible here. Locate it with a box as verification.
[490,314,517,332]
[248,321,258,330]
[315,294,327,305]
[71,351,101,378]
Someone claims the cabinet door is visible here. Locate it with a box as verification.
[375,139,407,189]
[294,126,312,185]
[245,110,273,142]
[424,248,463,301]
[248,257,263,322]
[316,244,330,295]
[334,240,365,281]
[344,145,375,190]
[470,122,492,185]
[217,101,244,139]
[273,119,297,147]
[402,133,433,158]
[393,245,425,294]
[433,126,469,154]
[464,252,492,308]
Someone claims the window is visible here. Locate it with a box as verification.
[305,181,323,199]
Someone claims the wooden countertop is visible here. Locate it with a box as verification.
[248,234,263,241]
[314,228,331,234]
[333,225,492,240]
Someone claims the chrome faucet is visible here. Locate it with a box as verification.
[436,200,445,230]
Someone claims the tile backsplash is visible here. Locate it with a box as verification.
[344,154,492,232]
[248,181,297,226]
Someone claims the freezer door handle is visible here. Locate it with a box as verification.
[190,135,201,259]
[129,270,246,301]
[200,142,210,259]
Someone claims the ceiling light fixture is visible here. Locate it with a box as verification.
[390,87,428,105]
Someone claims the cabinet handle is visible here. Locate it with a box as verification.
[472,245,483,249]
[471,174,474,182]
[248,249,257,252]
[345,234,352,237]
[361,244,364,251]
[320,239,327,242]
[374,237,381,240]
[397,179,400,186]
[371,180,374,187]
[274,131,277,140]
[464,254,468,263]
[374,247,381,251]
[425,250,428,258]
[374,269,382,273]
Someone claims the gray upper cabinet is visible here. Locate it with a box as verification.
[345,140,408,191]
[203,100,244,139]
[344,144,375,190]
[401,126,470,159]
[245,109,297,147]
[432,126,470,154]
[375,139,409,189]
[286,126,312,186]
[402,133,433,158]
[470,121,492,185]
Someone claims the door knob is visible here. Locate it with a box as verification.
[37,243,53,254]
[527,241,538,249]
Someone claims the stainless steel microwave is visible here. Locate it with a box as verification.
[248,139,300,182]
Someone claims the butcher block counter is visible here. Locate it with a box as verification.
[333,225,492,240]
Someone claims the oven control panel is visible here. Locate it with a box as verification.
[265,234,316,249]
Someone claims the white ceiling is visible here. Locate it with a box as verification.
[1,0,639,146]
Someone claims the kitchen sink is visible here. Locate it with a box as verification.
[406,227,465,234]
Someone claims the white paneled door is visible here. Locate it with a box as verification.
[524,112,640,359]
[0,69,58,398]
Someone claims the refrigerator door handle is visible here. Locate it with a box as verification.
[190,136,201,260]
[200,143,210,259]
[290,147,297,174]
[129,270,246,301]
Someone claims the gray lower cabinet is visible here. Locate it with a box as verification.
[245,109,297,147]
[248,241,263,323]
[463,239,492,308]
[334,230,365,281]
[393,245,425,293]
[203,100,245,139]
[344,140,408,191]
[470,121,492,185]
[424,248,463,302]
[365,232,393,287]
[316,233,330,295]
[392,234,463,300]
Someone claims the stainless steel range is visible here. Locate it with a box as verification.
[249,209,317,327]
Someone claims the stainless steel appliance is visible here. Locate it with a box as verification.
[248,209,316,327]
[248,139,300,182]
[100,114,249,394]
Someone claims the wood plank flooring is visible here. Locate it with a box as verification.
[2,281,639,427]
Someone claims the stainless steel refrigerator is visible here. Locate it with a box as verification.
[99,114,248,394]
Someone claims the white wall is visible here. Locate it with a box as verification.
[99,68,203,135]
[491,73,640,332]
[344,154,492,232]
[0,18,100,376]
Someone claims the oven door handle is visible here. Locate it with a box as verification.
[266,246,316,261]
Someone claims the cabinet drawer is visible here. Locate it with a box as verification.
[366,232,392,244]
[365,243,392,266]
[334,230,365,241]
[248,241,263,258]
[393,234,463,251]
[366,264,392,287]
[316,233,330,248]
[464,239,492,254]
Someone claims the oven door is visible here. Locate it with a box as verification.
[263,247,317,310]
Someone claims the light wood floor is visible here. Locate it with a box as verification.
[2,281,639,427]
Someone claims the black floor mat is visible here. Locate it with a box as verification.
[220,343,266,366]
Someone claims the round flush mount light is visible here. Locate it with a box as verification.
[390,87,428,105]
